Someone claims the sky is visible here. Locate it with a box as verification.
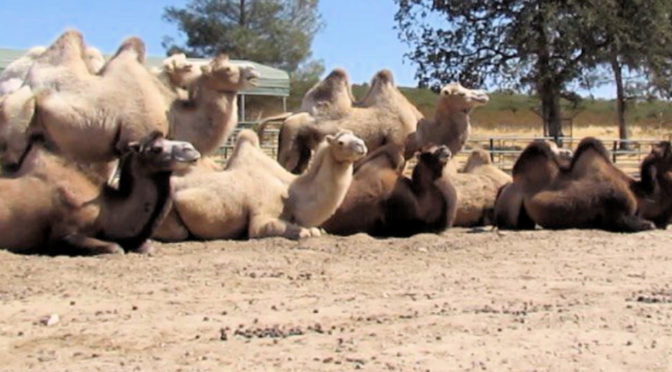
[0,0,614,98]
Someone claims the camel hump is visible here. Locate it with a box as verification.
[40,30,86,64]
[115,37,146,63]
[327,68,348,81]
[236,129,261,148]
[374,69,395,85]
[512,140,556,177]
[570,137,611,169]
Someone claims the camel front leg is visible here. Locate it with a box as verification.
[51,233,124,256]
[248,216,321,240]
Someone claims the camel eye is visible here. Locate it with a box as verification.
[338,141,344,146]
[150,146,163,154]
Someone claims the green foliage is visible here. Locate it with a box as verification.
[163,0,323,72]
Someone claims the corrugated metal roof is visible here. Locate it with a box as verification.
[0,48,290,97]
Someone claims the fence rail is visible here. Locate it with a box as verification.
[215,121,667,176]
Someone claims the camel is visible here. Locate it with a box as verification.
[15,31,171,169]
[0,132,200,255]
[0,45,104,96]
[153,53,204,98]
[321,143,457,237]
[627,141,672,228]
[168,53,259,156]
[153,129,367,241]
[259,69,424,174]
[497,138,655,232]
[405,82,489,159]
[449,148,513,227]
[494,140,572,229]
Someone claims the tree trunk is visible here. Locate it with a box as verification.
[539,80,564,146]
[239,0,246,26]
[611,58,629,150]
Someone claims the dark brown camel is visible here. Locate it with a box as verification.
[501,137,654,232]
[0,132,200,255]
[321,143,457,237]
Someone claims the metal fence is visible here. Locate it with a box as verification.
[215,121,669,176]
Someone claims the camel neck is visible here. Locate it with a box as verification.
[99,155,172,251]
[411,164,439,194]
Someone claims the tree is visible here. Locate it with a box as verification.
[589,1,672,148]
[395,1,609,143]
[163,0,323,72]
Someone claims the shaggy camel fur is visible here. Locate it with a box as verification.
[260,69,423,174]
[450,149,512,227]
[500,138,655,232]
[635,141,672,228]
[153,129,367,241]
[0,86,35,172]
[321,143,457,237]
[405,82,489,159]
[0,45,104,96]
[168,54,259,156]
[16,31,171,169]
[0,132,200,255]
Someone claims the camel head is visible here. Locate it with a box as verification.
[301,68,355,116]
[200,54,260,93]
[650,141,672,171]
[325,130,367,163]
[416,145,452,178]
[439,83,489,113]
[512,140,560,194]
[85,47,105,74]
[0,86,35,173]
[126,132,201,173]
[463,148,492,172]
[162,53,201,88]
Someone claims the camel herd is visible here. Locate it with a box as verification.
[0,30,670,255]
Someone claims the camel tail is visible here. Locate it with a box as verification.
[256,112,293,142]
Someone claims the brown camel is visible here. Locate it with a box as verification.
[450,148,512,227]
[259,69,423,174]
[0,132,200,255]
[153,129,367,241]
[500,138,654,232]
[494,140,572,230]
[321,143,457,237]
[405,82,489,159]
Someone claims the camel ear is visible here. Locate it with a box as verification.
[325,135,336,145]
[201,64,212,74]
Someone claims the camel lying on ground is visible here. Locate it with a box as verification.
[0,132,200,255]
[495,138,657,232]
[153,129,367,241]
[258,69,423,174]
[449,149,512,227]
[321,143,457,237]
[405,82,489,159]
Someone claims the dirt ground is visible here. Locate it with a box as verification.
[1,228,671,371]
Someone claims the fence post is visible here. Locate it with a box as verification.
[612,140,617,163]
[489,138,494,162]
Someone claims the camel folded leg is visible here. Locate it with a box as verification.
[152,206,191,242]
[249,215,321,240]
[51,233,124,256]
[610,215,656,233]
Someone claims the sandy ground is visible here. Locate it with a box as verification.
[1,228,671,371]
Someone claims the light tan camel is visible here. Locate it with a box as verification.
[153,129,367,241]
[498,138,655,232]
[153,53,204,99]
[321,143,457,236]
[18,31,171,168]
[0,45,104,96]
[259,69,423,174]
[447,148,512,227]
[0,132,200,255]
[168,53,259,156]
